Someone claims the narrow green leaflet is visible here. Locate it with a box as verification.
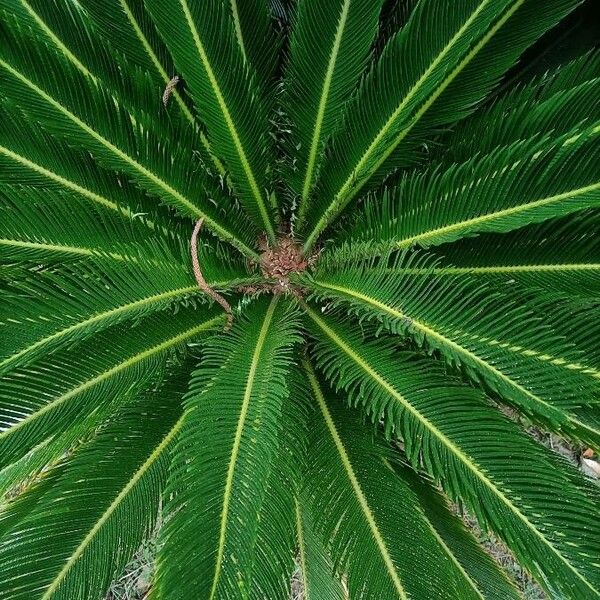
[302,0,582,250]
[294,495,345,600]
[284,0,384,223]
[390,462,521,600]
[146,0,277,239]
[0,307,223,471]
[228,0,278,94]
[304,255,600,446]
[0,248,249,375]
[343,131,600,251]
[304,308,600,599]
[302,358,511,600]
[154,297,301,599]
[0,371,187,599]
[0,25,258,258]
[426,211,600,301]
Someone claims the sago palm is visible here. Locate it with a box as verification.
[0,0,599,598]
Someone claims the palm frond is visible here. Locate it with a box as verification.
[0,306,223,472]
[301,358,520,600]
[284,0,384,223]
[342,129,599,252]
[0,25,259,258]
[0,244,250,375]
[303,308,600,599]
[146,0,277,239]
[294,494,345,600]
[302,254,600,446]
[435,50,600,164]
[154,297,301,599]
[300,0,583,250]
[0,368,187,599]
[228,0,279,95]
[426,210,600,300]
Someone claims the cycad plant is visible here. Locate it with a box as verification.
[0,0,599,598]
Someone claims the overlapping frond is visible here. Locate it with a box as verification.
[0,24,258,258]
[0,306,223,473]
[427,210,600,300]
[303,308,600,599]
[284,0,384,223]
[0,368,187,599]
[342,129,599,252]
[303,254,600,445]
[146,0,277,239]
[1,1,598,598]
[435,50,600,164]
[154,297,301,599]
[301,0,583,250]
[0,245,250,375]
[228,0,279,95]
[300,358,520,600]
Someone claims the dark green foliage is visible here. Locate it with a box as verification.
[0,1,598,599]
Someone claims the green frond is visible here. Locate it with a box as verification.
[154,297,301,599]
[436,50,600,164]
[228,0,279,96]
[0,245,250,375]
[294,494,345,600]
[284,0,384,222]
[0,107,164,230]
[427,210,600,300]
[342,129,600,251]
[302,254,600,446]
[146,0,277,239]
[0,186,156,265]
[300,0,583,250]
[390,462,521,600]
[303,308,600,599]
[301,358,519,600]
[0,306,224,472]
[1,3,598,597]
[0,369,187,599]
[0,26,259,258]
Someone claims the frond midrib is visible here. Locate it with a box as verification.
[303,0,528,252]
[304,358,408,600]
[310,278,600,440]
[0,315,223,444]
[179,0,275,242]
[303,305,599,595]
[39,413,184,599]
[0,58,258,260]
[208,296,280,599]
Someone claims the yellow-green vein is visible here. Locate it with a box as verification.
[0,145,138,222]
[0,315,223,443]
[17,0,91,78]
[304,357,409,600]
[304,0,527,252]
[229,0,247,63]
[396,181,600,249]
[304,306,599,595]
[0,59,258,259]
[297,0,351,224]
[209,296,279,599]
[0,284,202,374]
[40,412,185,599]
[179,0,275,242]
[310,279,600,440]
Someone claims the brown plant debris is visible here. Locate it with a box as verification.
[162,75,180,107]
[259,234,310,293]
[190,219,233,329]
